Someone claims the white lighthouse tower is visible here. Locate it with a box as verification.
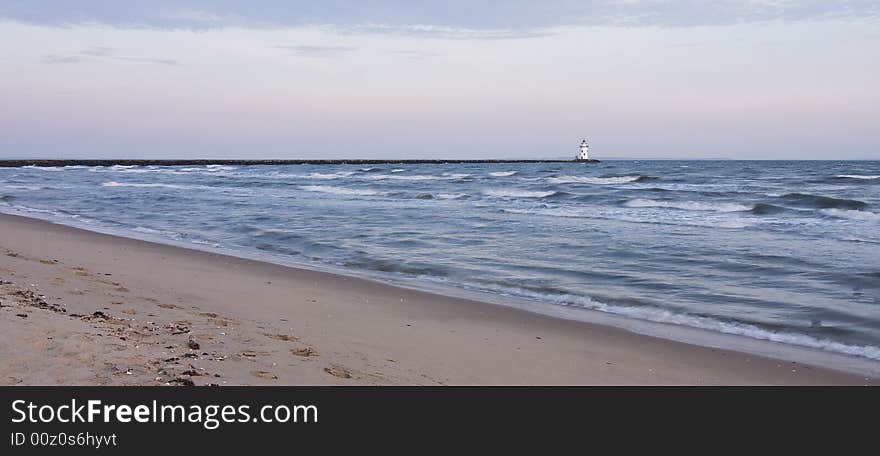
[576,139,590,161]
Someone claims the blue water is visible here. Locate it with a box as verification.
[2,160,879,361]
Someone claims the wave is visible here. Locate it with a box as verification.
[835,175,880,180]
[750,203,787,215]
[504,207,754,229]
[305,171,357,179]
[300,185,384,196]
[548,175,648,185]
[390,169,405,173]
[101,181,202,190]
[821,208,880,221]
[463,282,880,361]
[0,195,15,202]
[2,184,43,191]
[436,193,468,200]
[484,189,559,199]
[779,193,868,210]
[23,165,63,171]
[624,198,752,213]
[366,173,464,181]
[489,171,518,177]
[412,192,468,200]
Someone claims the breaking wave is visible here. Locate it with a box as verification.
[101,181,203,190]
[484,189,559,199]
[465,282,880,361]
[489,171,518,177]
[625,198,752,213]
[821,208,880,221]
[779,193,868,210]
[548,175,648,185]
[300,185,384,196]
[303,171,357,179]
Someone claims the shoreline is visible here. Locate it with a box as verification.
[4,204,880,377]
[0,213,875,385]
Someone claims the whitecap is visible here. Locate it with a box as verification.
[489,171,518,177]
[821,208,880,221]
[625,198,752,213]
[836,175,880,180]
[549,175,642,185]
[306,172,356,179]
[436,193,467,200]
[484,189,557,198]
[300,185,383,196]
[366,174,444,181]
[101,181,201,190]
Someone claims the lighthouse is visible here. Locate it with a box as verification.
[577,139,590,161]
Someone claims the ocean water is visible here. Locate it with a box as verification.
[2,160,879,362]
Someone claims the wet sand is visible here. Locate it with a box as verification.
[0,213,872,385]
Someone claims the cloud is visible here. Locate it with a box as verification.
[80,46,114,57]
[275,45,357,57]
[42,54,83,64]
[3,1,877,36]
[336,23,554,40]
[389,50,444,60]
[40,47,179,65]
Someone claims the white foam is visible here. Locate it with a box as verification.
[504,207,754,229]
[306,171,356,179]
[821,208,880,221]
[2,185,43,191]
[625,198,752,213]
[436,193,467,200]
[390,169,405,173]
[549,175,642,185]
[367,174,444,181]
[489,171,518,177]
[469,283,880,361]
[837,175,880,180]
[484,189,557,198]
[300,185,384,196]
[101,181,201,190]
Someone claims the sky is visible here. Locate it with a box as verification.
[0,1,878,159]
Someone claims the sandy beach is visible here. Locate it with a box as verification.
[0,213,872,385]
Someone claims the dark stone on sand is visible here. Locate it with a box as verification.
[16,313,27,318]
[187,337,200,350]
[171,377,195,386]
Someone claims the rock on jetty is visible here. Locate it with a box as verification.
[0,159,596,168]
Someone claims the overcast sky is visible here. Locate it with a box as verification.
[1,1,878,159]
